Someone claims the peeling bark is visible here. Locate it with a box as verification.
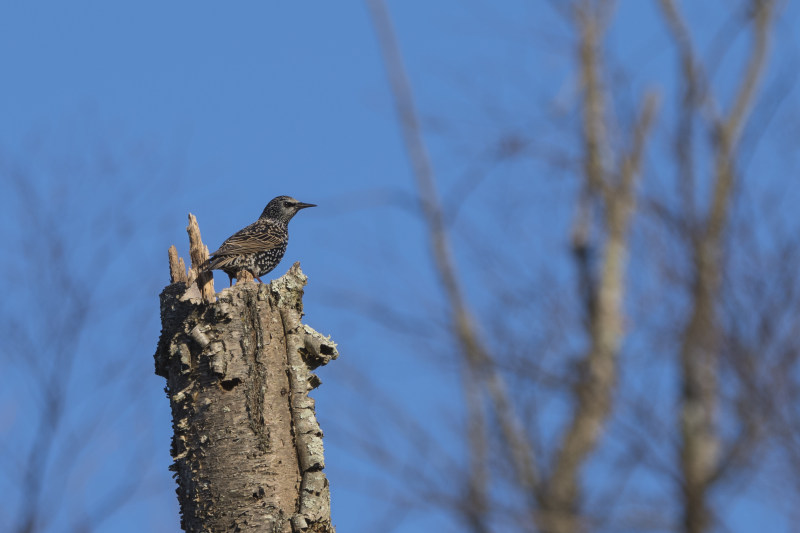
[156,226,337,532]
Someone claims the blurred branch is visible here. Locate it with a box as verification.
[366,0,539,528]
[658,1,776,532]
[575,0,612,199]
[542,4,659,529]
[357,1,794,531]
[0,136,178,533]
[10,182,92,533]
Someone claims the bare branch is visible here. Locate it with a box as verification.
[575,0,612,199]
[707,0,774,245]
[658,2,777,532]
[365,0,540,519]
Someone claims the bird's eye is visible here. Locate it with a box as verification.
[283,201,292,208]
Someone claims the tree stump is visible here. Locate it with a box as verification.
[155,215,337,532]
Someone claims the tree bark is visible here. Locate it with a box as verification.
[155,222,337,533]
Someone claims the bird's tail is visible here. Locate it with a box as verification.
[205,255,233,272]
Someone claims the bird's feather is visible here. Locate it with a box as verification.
[208,222,285,260]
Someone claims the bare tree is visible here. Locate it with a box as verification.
[0,135,177,532]
[655,1,776,531]
[367,1,657,531]
[353,0,799,532]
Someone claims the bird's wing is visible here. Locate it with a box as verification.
[210,222,285,257]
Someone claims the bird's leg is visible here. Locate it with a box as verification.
[228,274,234,287]
[255,277,263,284]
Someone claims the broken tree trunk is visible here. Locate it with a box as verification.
[154,214,338,533]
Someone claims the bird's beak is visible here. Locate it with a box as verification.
[296,202,316,210]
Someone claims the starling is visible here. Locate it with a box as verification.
[207,195,316,286]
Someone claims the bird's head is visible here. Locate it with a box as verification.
[260,196,316,223]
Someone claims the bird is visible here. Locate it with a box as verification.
[207,195,316,286]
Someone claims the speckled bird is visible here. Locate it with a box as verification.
[207,196,316,286]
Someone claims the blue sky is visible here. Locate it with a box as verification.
[1,1,799,532]
[0,2,474,531]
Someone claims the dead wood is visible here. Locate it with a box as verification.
[155,219,337,533]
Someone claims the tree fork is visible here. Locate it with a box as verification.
[155,214,338,532]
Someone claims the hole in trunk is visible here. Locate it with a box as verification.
[220,378,241,391]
